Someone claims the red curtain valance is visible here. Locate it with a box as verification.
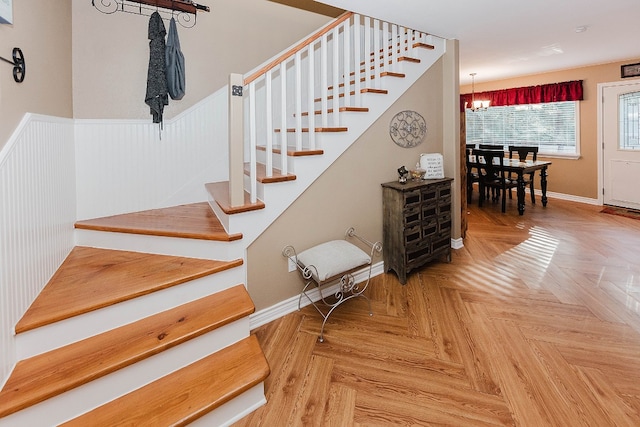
[460,80,583,112]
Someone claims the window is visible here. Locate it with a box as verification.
[619,91,640,150]
[466,101,579,156]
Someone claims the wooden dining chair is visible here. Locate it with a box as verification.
[508,145,539,204]
[465,147,480,203]
[479,143,503,150]
[473,148,518,213]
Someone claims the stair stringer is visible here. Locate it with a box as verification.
[210,36,446,245]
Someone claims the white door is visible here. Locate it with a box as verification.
[603,82,640,210]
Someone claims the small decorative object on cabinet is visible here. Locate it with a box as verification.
[397,165,409,183]
[381,178,453,284]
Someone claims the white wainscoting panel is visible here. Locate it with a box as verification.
[75,88,229,220]
[0,114,76,386]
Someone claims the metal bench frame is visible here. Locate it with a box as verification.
[282,227,382,342]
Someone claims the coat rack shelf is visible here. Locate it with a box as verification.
[92,0,209,28]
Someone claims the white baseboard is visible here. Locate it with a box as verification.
[251,188,601,330]
[542,190,600,206]
[249,260,385,330]
[451,237,464,249]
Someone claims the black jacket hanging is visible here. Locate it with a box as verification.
[165,17,186,100]
[145,12,168,125]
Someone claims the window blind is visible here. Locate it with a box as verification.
[466,101,577,155]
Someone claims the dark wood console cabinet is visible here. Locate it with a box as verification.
[381,178,453,284]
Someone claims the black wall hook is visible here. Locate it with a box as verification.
[0,47,25,83]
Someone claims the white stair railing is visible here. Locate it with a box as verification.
[229,12,431,205]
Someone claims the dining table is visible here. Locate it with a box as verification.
[468,152,552,215]
[501,158,552,215]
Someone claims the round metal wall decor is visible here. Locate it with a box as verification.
[389,110,427,148]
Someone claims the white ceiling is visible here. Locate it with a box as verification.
[317,0,640,85]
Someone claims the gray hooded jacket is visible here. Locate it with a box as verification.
[145,12,168,125]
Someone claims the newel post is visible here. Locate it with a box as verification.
[229,73,245,207]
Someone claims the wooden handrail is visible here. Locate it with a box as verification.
[243,11,354,86]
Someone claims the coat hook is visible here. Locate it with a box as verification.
[0,47,26,83]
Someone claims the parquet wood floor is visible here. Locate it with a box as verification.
[235,196,640,426]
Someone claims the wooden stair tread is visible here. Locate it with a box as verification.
[413,42,435,50]
[316,71,406,93]
[315,88,388,102]
[61,335,269,427]
[299,106,369,116]
[352,71,405,79]
[1,286,255,418]
[398,56,420,63]
[205,181,266,215]
[244,162,296,184]
[368,42,434,59]
[74,202,241,242]
[361,88,388,94]
[14,247,244,333]
[334,72,405,88]
[273,126,348,133]
[256,145,324,157]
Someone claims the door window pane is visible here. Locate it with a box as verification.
[619,91,640,150]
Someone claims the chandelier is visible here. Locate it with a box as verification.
[467,73,490,111]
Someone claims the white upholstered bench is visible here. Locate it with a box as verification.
[282,227,382,342]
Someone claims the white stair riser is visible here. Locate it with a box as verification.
[190,383,266,427]
[1,319,249,427]
[255,148,297,172]
[74,228,245,260]
[16,269,245,359]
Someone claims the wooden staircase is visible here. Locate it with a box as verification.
[0,14,447,426]
[0,205,269,426]
[207,19,445,241]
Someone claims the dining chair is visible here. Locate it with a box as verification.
[466,147,493,203]
[465,147,480,203]
[508,145,538,204]
[473,148,518,213]
[479,144,503,150]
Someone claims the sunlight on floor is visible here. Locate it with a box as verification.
[455,225,559,295]
[496,226,559,286]
[596,266,640,313]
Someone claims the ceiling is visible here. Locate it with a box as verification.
[317,0,640,85]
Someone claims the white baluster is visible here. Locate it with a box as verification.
[343,20,351,108]
[280,61,288,174]
[391,24,398,73]
[249,81,257,203]
[373,19,381,89]
[405,28,413,59]
[353,14,361,107]
[382,21,389,74]
[295,51,302,151]
[364,16,371,90]
[332,26,340,127]
[307,43,316,150]
[265,69,273,178]
[321,33,328,129]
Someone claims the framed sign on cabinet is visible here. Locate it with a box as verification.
[0,0,12,24]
